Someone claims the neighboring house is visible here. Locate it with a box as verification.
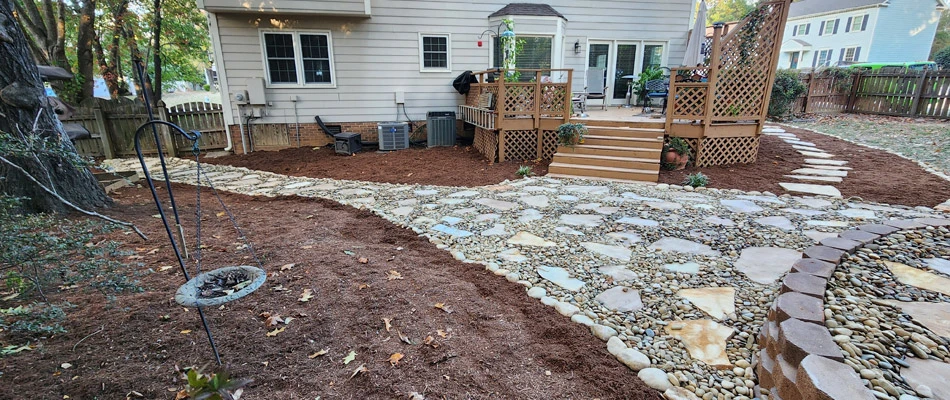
[197,0,696,152]
[777,0,948,70]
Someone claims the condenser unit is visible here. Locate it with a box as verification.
[426,111,456,147]
[377,122,409,151]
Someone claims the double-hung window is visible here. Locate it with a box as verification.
[262,31,335,86]
[842,47,858,63]
[419,34,451,72]
[796,24,807,36]
[822,19,836,35]
[816,49,834,67]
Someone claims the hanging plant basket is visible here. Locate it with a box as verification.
[175,266,267,308]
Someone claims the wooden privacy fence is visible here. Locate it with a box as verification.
[793,70,950,119]
[66,98,227,158]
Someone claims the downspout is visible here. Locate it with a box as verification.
[207,12,235,152]
[292,96,300,147]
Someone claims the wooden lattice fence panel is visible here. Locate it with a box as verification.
[474,127,499,162]
[666,136,700,164]
[695,136,760,167]
[540,130,559,159]
[540,84,567,117]
[501,130,538,161]
[503,84,536,115]
[670,85,708,118]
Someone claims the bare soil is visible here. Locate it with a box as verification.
[204,146,551,187]
[0,184,659,400]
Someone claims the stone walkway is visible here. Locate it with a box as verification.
[103,157,946,400]
[762,126,849,198]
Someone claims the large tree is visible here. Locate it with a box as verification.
[0,0,109,213]
[706,0,756,25]
[931,9,949,60]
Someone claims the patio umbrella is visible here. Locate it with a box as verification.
[682,0,708,67]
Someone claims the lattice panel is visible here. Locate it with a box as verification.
[474,127,499,163]
[665,136,700,163]
[540,130,559,159]
[504,85,536,114]
[671,86,708,118]
[711,0,788,119]
[540,84,567,116]
[695,136,760,167]
[501,130,538,161]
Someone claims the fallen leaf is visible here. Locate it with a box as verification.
[304,214,314,220]
[180,330,192,334]
[127,255,144,260]
[283,316,294,325]
[300,245,314,249]
[279,263,295,271]
[436,329,448,338]
[424,336,439,348]
[308,349,329,359]
[358,257,368,264]
[387,270,403,280]
[397,330,412,345]
[348,364,368,379]
[298,289,314,302]
[357,283,370,290]
[61,363,72,369]
[434,303,453,313]
[158,266,174,272]
[264,314,284,327]
[343,250,355,256]
[216,212,226,217]
[266,327,286,337]
[147,248,160,255]
[388,353,404,366]
[342,350,357,365]
[383,318,392,332]
[174,390,188,400]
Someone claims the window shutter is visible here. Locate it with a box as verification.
[846,17,852,32]
[833,19,840,34]
[854,47,861,61]
[806,24,811,35]
[861,15,869,31]
[839,49,845,64]
[819,21,825,36]
[793,25,798,36]
[812,52,818,68]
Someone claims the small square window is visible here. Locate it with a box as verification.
[851,15,865,32]
[843,47,857,63]
[420,35,450,71]
[817,49,834,67]
[796,25,807,35]
[823,19,836,35]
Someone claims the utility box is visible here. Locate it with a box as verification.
[246,78,266,105]
[426,111,456,147]
[334,132,362,155]
[377,122,410,151]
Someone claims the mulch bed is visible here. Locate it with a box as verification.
[204,146,551,187]
[0,184,658,400]
[659,125,950,208]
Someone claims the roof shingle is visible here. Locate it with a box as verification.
[489,3,566,20]
[788,0,885,19]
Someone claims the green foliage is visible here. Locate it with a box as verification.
[935,47,950,70]
[930,10,949,59]
[768,69,807,118]
[202,84,211,92]
[682,172,710,188]
[667,137,690,155]
[1,303,68,337]
[516,165,533,178]
[634,68,665,106]
[821,67,857,93]
[706,0,755,25]
[185,367,253,400]
[556,123,587,146]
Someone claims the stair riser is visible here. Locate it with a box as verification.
[582,138,664,149]
[558,146,661,159]
[552,156,660,171]
[586,128,664,139]
[548,166,658,182]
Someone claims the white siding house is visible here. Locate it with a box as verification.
[777,0,947,70]
[199,0,697,151]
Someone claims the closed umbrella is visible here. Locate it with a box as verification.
[682,0,708,66]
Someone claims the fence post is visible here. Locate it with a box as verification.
[846,73,862,113]
[908,71,929,118]
[804,72,817,113]
[156,100,178,157]
[92,107,115,159]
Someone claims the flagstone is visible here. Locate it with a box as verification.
[805,220,850,227]
[520,195,550,208]
[838,209,877,219]
[537,266,586,291]
[736,195,786,205]
[791,168,848,178]
[648,237,721,256]
[782,208,828,216]
[804,230,839,242]
[560,214,603,227]
[678,287,735,320]
[792,145,819,151]
[880,300,950,338]
[475,213,500,222]
[518,209,543,223]
[438,198,468,206]
[554,226,585,236]
[734,247,803,284]
[508,232,556,247]
[755,216,795,231]
[720,199,763,213]
[431,224,472,238]
[924,258,950,275]
[884,261,950,296]
[798,151,835,158]
[804,158,848,166]
[414,189,439,196]
[617,217,660,227]
[497,248,527,262]
[784,175,843,183]
[582,242,632,261]
[481,224,508,236]
[621,193,663,202]
[473,198,518,211]
[595,287,644,312]
[779,183,842,197]
[794,197,834,208]
[564,185,610,195]
[558,195,579,202]
[665,320,734,367]
[452,207,477,215]
[705,216,735,226]
[449,190,480,197]
[900,358,950,400]
[598,265,640,282]
[284,181,314,189]
[390,207,413,217]
[523,186,558,193]
[785,140,816,147]
[595,207,621,215]
[810,165,852,171]
[664,262,701,274]
[607,231,643,246]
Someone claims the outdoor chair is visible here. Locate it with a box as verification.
[572,92,587,116]
[644,78,670,114]
[584,68,608,111]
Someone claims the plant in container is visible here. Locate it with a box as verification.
[663,137,690,170]
[557,123,587,146]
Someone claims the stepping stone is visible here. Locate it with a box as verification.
[391,207,414,217]
[558,195,579,202]
[805,158,848,166]
[794,197,834,209]
[810,165,852,171]
[805,220,849,227]
[782,208,828,217]
[720,199,763,213]
[621,193,663,202]
[692,204,715,210]
[648,237,721,256]
[665,320,734,368]
[785,140,816,147]
[481,224,507,236]
[284,181,314,189]
[575,203,602,210]
[762,127,786,133]
[784,175,843,183]
[677,194,712,202]
[431,224,472,238]
[520,195,550,208]
[475,213,500,222]
[850,203,904,212]
[799,151,835,159]
[736,195,786,205]
[755,216,795,231]
[880,300,950,338]
[678,287,735,320]
[664,262,701,274]
[560,214,603,227]
[537,266,586,291]
[452,207,477,215]
[507,232,556,247]
[646,201,683,210]
[792,145,819,151]
[837,209,877,219]
[595,287,644,312]
[598,265,640,282]
[607,231,642,246]
[705,216,735,226]
[473,198,518,211]
[779,183,842,197]
[398,199,418,206]
[804,230,839,242]
[791,168,848,178]
[414,189,439,196]
[734,247,803,284]
[564,185,610,195]
[884,261,950,296]
[497,248,527,262]
[441,216,463,225]
[595,207,621,215]
[924,258,950,275]
[523,186,558,193]
[438,198,468,205]
[582,242,632,261]
[617,217,660,227]
[518,209,543,223]
[449,190,480,197]
[901,358,950,400]
[554,226,585,236]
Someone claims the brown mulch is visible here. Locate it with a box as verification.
[204,146,551,187]
[659,125,950,208]
[0,185,659,400]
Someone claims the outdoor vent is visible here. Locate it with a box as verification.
[426,111,456,147]
[377,122,409,151]
[334,132,362,155]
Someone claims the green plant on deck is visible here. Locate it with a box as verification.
[634,68,665,106]
[667,137,690,156]
[184,367,253,400]
[768,69,807,118]
[682,172,710,188]
[556,123,587,146]
[516,165,533,178]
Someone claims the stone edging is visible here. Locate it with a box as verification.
[756,217,950,400]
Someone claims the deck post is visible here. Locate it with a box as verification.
[535,70,543,158]
[92,108,115,159]
[496,71,506,131]
[563,69,573,125]
[704,24,724,132]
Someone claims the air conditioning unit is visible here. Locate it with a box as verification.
[378,122,409,151]
[426,111,456,147]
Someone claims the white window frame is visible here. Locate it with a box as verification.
[822,19,836,35]
[796,24,807,36]
[842,46,858,63]
[488,34,556,71]
[850,14,866,32]
[259,30,337,88]
[817,49,834,67]
[418,33,452,73]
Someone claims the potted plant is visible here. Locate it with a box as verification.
[557,123,587,146]
[663,137,690,170]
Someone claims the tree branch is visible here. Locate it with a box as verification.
[0,155,148,240]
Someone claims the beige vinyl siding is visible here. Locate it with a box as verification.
[201,0,368,15]
[213,0,693,125]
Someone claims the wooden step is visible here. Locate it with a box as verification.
[557,144,662,159]
[548,163,659,183]
[547,173,657,185]
[585,126,665,139]
[552,153,660,171]
[581,135,664,149]
[571,119,666,130]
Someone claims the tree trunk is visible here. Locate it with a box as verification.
[76,0,95,100]
[150,0,162,106]
[121,15,147,101]
[0,0,109,214]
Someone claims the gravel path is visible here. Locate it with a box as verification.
[103,157,946,399]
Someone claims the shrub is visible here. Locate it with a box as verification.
[202,83,212,92]
[936,47,950,70]
[682,172,710,188]
[516,165,533,178]
[768,69,807,118]
[183,367,253,400]
[556,123,587,146]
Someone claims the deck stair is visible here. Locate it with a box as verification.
[547,122,665,183]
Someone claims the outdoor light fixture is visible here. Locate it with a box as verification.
[574,40,581,54]
[477,22,515,47]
